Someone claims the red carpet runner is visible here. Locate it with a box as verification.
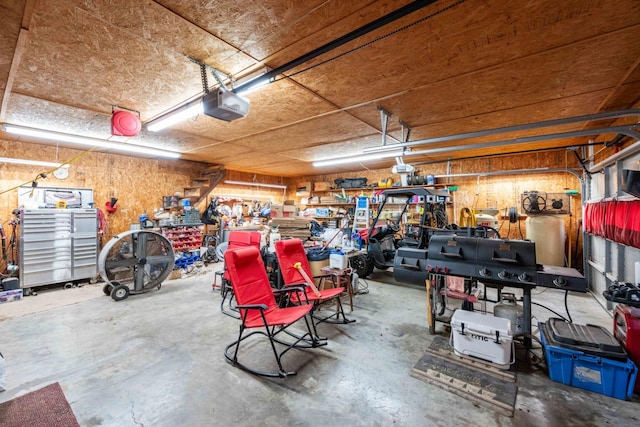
[0,382,79,427]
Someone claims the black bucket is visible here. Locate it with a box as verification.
[1,278,19,291]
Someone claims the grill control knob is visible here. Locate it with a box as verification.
[518,272,531,282]
[498,270,510,279]
[479,267,490,277]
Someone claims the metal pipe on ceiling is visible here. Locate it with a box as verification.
[433,167,583,180]
[401,124,640,158]
[232,0,438,93]
[363,109,640,153]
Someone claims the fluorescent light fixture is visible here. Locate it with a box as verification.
[233,67,273,95]
[234,77,272,95]
[0,157,69,168]
[3,124,181,159]
[147,100,204,132]
[224,180,287,189]
[312,149,405,167]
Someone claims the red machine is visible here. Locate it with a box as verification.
[613,304,640,393]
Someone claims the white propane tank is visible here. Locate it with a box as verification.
[525,216,566,266]
[494,293,525,335]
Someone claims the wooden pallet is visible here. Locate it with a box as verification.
[410,335,518,417]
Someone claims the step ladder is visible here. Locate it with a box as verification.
[353,196,370,231]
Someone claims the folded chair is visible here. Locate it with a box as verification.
[274,238,355,325]
[219,230,262,318]
[223,246,326,377]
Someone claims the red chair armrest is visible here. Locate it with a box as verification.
[237,303,269,311]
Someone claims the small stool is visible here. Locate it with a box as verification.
[320,266,353,311]
[212,270,224,290]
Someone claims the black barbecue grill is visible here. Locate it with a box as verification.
[427,235,538,286]
[425,234,587,345]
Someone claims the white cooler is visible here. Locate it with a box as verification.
[450,310,514,369]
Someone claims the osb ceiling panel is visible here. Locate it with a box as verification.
[0,0,638,179]
[155,0,400,65]
[280,135,385,162]
[289,0,640,107]
[337,29,640,131]
[229,112,378,151]
[0,2,24,92]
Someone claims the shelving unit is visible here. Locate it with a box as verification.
[301,184,455,223]
[160,224,203,253]
[304,184,453,204]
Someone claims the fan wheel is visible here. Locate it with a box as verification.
[98,230,175,295]
[102,283,114,296]
[522,195,546,214]
[110,284,130,301]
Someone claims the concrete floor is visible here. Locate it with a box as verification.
[1,264,638,427]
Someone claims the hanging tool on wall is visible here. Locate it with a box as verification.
[105,197,118,214]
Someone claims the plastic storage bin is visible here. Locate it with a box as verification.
[329,250,348,269]
[540,319,638,400]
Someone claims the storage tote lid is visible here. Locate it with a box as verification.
[544,318,627,361]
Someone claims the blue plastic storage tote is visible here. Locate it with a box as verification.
[540,320,638,400]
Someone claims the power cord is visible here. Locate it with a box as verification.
[356,277,370,294]
[530,299,572,323]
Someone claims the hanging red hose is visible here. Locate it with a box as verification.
[97,208,109,246]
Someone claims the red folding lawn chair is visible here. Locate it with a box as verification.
[274,238,355,325]
[223,246,326,377]
[219,230,262,318]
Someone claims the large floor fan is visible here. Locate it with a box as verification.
[98,230,175,301]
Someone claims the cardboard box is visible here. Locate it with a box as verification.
[450,310,513,369]
[271,204,283,217]
[295,182,311,196]
[283,205,298,213]
[0,289,23,304]
[314,182,331,191]
[167,270,182,280]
